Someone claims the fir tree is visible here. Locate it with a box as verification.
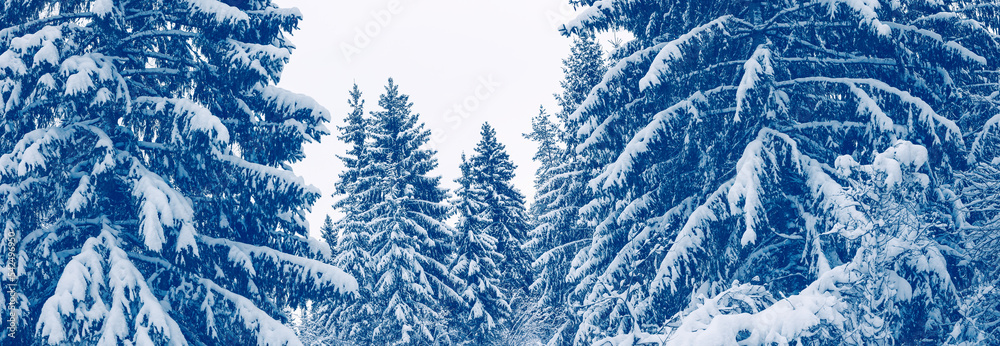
[470,123,532,294]
[363,78,461,345]
[0,0,356,344]
[525,31,607,346]
[320,84,376,343]
[558,0,1000,344]
[450,154,509,344]
[523,107,562,219]
[319,215,337,254]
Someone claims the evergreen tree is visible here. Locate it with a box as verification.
[557,0,1000,344]
[470,123,532,294]
[319,215,337,253]
[319,84,376,343]
[523,106,563,224]
[362,79,461,345]
[525,31,607,346]
[450,154,508,344]
[0,0,356,344]
[335,83,369,200]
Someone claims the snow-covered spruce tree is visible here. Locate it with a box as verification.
[361,79,462,345]
[955,115,1000,343]
[450,154,508,344]
[525,32,607,346]
[524,107,562,209]
[319,215,336,255]
[309,84,375,343]
[556,0,1000,344]
[0,0,357,345]
[470,123,532,294]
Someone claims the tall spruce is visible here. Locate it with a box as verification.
[0,0,356,344]
[470,123,532,294]
[321,84,376,342]
[450,154,509,344]
[526,32,608,346]
[362,79,461,345]
[558,0,1000,344]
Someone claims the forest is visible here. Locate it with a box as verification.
[2,0,1000,345]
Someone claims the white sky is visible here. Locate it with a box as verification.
[275,0,585,239]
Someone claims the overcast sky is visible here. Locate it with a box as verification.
[274,0,585,239]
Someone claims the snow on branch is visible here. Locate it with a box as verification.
[36,228,187,346]
[0,25,62,78]
[134,96,231,144]
[216,153,320,197]
[256,85,331,128]
[779,77,964,149]
[224,39,291,83]
[735,44,775,122]
[0,127,64,177]
[198,278,304,346]
[128,158,198,254]
[884,22,988,65]
[60,54,118,97]
[639,16,734,91]
[198,234,358,294]
[183,0,250,27]
[970,113,1000,162]
[650,182,733,295]
[818,0,892,36]
[589,92,705,189]
[561,0,620,35]
[571,43,666,124]
[662,268,852,345]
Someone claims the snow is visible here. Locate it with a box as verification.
[90,0,114,18]
[570,42,666,124]
[803,155,871,240]
[226,39,291,80]
[258,85,331,125]
[37,229,187,345]
[778,77,964,150]
[734,44,773,122]
[66,175,92,212]
[129,160,196,253]
[819,0,892,37]
[562,0,618,33]
[651,182,730,294]
[0,51,27,76]
[0,127,64,177]
[888,271,913,301]
[185,0,250,26]
[199,279,304,346]
[871,140,929,187]
[847,83,897,142]
[199,235,358,294]
[665,274,848,345]
[639,16,732,91]
[592,93,703,189]
[884,22,988,65]
[218,153,320,196]
[1,25,62,76]
[139,97,231,143]
[729,135,768,246]
[61,54,115,96]
[971,113,1000,162]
